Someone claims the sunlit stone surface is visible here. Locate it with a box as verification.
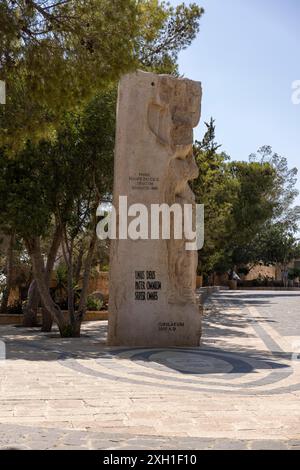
[108,70,202,346]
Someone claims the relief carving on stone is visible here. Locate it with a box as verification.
[147,75,202,304]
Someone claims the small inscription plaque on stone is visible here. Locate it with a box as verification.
[158,322,185,332]
[129,172,159,191]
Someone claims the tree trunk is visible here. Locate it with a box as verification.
[75,229,98,336]
[61,236,76,330]
[22,280,39,327]
[40,308,53,332]
[75,243,84,284]
[25,237,71,337]
[0,232,15,313]
[40,307,53,331]
[41,224,62,332]
[0,285,10,314]
[23,224,62,330]
[23,278,53,330]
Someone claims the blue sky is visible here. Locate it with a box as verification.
[170,0,300,201]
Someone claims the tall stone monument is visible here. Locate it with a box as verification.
[108,70,202,346]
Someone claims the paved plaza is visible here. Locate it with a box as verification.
[1,290,300,450]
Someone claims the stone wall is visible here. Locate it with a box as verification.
[0,310,108,326]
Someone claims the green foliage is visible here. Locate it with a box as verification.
[249,145,300,229]
[237,266,250,276]
[227,159,277,266]
[0,87,116,240]
[138,1,204,73]
[100,264,109,272]
[55,263,68,290]
[288,268,300,281]
[86,295,103,311]
[251,223,300,267]
[5,299,23,315]
[0,1,204,150]
[0,141,54,238]
[192,119,237,273]
[192,120,300,275]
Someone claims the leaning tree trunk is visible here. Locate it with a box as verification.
[23,225,62,330]
[40,306,53,331]
[23,278,53,330]
[0,232,15,313]
[25,237,71,337]
[22,280,39,327]
[41,225,62,332]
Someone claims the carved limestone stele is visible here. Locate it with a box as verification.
[108,70,202,347]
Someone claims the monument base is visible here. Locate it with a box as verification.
[108,297,202,347]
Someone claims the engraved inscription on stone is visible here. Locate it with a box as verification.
[158,322,185,332]
[135,271,161,301]
[129,172,159,191]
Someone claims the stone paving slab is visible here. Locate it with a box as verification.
[229,291,300,337]
[1,424,300,450]
[0,290,300,449]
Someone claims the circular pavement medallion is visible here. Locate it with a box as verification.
[58,346,298,396]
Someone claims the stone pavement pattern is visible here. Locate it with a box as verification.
[0,290,300,450]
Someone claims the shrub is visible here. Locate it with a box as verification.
[288,268,300,280]
[237,266,250,276]
[86,296,103,311]
[5,301,23,315]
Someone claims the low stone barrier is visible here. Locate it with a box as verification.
[0,310,108,326]
[0,314,24,326]
[83,310,108,321]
